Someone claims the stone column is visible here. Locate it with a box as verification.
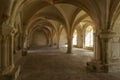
[22,34,28,56]
[87,31,116,72]
[77,29,83,48]
[50,36,53,47]
[56,32,60,49]
[21,34,24,50]
[1,35,14,75]
[46,36,49,46]
[94,32,101,61]
[48,34,51,46]
[99,31,116,72]
[1,36,8,73]
[67,35,73,53]
[83,30,85,48]
[9,30,15,69]
[6,36,11,69]
[1,23,15,75]
[56,36,60,49]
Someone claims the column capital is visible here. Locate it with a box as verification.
[2,23,12,36]
[2,23,16,36]
[99,31,116,39]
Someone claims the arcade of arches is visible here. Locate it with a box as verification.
[0,0,120,80]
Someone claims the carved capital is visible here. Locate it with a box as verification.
[2,23,16,37]
[2,23,12,36]
[99,31,116,39]
[0,14,9,24]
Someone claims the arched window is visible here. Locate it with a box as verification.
[85,26,93,47]
[72,30,77,45]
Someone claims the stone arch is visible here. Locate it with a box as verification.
[25,18,56,35]
[30,28,49,47]
[27,25,52,48]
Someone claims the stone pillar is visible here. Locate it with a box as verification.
[6,36,11,69]
[20,34,24,50]
[46,36,49,46]
[10,31,15,69]
[1,23,15,75]
[87,31,116,72]
[94,32,101,61]
[67,35,73,53]
[83,30,85,48]
[1,35,14,75]
[48,34,51,46]
[51,37,54,47]
[56,32,60,49]
[99,31,116,72]
[56,36,60,49]
[22,34,28,56]
[1,36,8,73]
[77,29,83,48]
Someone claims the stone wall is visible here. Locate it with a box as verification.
[31,30,48,47]
[59,29,67,47]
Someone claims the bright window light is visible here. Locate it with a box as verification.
[85,26,93,47]
[72,30,77,45]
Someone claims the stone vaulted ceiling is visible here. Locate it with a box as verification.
[1,0,120,37]
[22,0,93,35]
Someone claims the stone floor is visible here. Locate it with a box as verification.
[20,47,120,80]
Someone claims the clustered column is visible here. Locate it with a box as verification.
[87,30,116,72]
[1,23,15,75]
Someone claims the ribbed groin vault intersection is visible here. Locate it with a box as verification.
[0,0,120,80]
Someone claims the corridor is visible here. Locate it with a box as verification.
[1,1,120,80]
[20,47,120,80]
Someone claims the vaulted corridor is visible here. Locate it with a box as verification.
[1,0,120,80]
[19,47,120,80]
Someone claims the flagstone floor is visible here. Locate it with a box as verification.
[20,47,120,80]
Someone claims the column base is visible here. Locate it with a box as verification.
[22,48,28,56]
[67,50,72,54]
[108,62,120,72]
[2,65,21,80]
[86,60,106,72]
[87,60,120,72]
[2,65,15,75]
[66,51,72,54]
